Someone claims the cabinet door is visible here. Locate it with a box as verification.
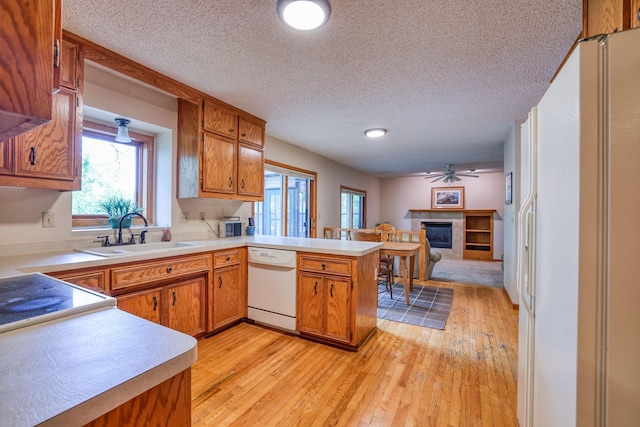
[14,88,76,181]
[166,276,206,337]
[202,133,236,194]
[324,276,351,343]
[0,0,55,140]
[211,265,244,331]
[117,288,163,325]
[297,272,324,336]
[60,39,78,90]
[238,116,264,147]
[237,143,264,198]
[202,100,238,140]
[0,139,11,174]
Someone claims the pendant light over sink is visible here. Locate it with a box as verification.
[277,0,331,31]
[114,118,131,143]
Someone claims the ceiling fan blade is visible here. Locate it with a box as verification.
[431,176,445,183]
[453,175,462,182]
[457,174,479,178]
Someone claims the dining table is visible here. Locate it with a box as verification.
[380,241,422,305]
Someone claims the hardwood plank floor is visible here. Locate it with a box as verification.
[191,281,519,426]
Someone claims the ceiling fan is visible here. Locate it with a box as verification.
[424,164,479,184]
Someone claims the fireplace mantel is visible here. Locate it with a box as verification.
[409,209,496,214]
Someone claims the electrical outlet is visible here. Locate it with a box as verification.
[42,212,55,228]
[199,212,206,222]
[179,212,189,223]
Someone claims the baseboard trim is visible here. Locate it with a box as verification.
[502,287,519,310]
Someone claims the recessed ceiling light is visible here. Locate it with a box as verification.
[277,0,331,31]
[364,128,387,138]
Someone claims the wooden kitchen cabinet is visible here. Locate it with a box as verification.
[117,276,206,337]
[0,34,83,190]
[202,133,237,195]
[237,143,264,198]
[0,0,60,140]
[177,98,265,201]
[111,254,211,338]
[584,0,640,36]
[297,251,378,349]
[48,267,110,294]
[298,272,351,343]
[117,287,163,325]
[209,248,247,332]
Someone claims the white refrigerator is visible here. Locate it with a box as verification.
[517,28,640,427]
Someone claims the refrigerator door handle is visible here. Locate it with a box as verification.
[527,211,536,299]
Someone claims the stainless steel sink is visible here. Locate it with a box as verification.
[78,241,203,257]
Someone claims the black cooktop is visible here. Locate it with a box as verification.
[0,273,114,332]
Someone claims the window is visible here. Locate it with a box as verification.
[72,121,154,227]
[254,161,317,237]
[340,186,367,229]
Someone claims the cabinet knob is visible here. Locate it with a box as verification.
[167,266,173,273]
[241,133,247,138]
[226,256,231,261]
[229,128,234,133]
[321,263,326,270]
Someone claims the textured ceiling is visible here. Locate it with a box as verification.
[63,0,582,177]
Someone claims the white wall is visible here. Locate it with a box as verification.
[264,135,381,233]
[380,171,505,260]
[503,121,524,304]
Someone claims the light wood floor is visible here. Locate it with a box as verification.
[191,281,519,426]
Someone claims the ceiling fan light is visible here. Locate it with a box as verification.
[277,0,331,31]
[114,118,131,143]
[364,128,387,138]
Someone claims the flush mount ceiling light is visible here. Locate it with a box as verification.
[364,128,387,138]
[277,0,331,31]
[114,118,131,143]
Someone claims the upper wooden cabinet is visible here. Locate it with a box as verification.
[584,0,640,37]
[0,34,83,190]
[203,100,238,140]
[0,0,61,140]
[177,98,265,201]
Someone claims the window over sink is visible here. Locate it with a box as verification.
[71,121,154,228]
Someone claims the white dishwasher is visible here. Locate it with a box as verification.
[247,247,298,332]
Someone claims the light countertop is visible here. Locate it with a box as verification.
[0,235,382,278]
[0,307,197,426]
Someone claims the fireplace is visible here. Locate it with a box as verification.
[423,222,453,249]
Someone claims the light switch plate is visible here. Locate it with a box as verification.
[42,212,55,228]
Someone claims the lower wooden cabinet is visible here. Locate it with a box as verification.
[297,251,378,349]
[298,272,351,343]
[117,275,206,337]
[209,248,247,332]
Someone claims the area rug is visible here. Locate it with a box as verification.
[429,258,503,288]
[377,282,453,330]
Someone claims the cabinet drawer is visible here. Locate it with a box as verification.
[111,254,212,292]
[298,255,352,276]
[213,250,242,268]
[49,268,109,294]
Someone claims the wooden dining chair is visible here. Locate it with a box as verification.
[350,230,394,298]
[374,223,397,296]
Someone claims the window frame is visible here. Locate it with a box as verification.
[72,121,155,228]
[254,160,317,238]
[340,185,367,229]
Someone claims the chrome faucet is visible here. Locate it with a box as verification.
[116,212,149,244]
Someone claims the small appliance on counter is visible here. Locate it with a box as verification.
[0,273,116,333]
[218,216,242,238]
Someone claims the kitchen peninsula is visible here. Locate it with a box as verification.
[0,236,380,425]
